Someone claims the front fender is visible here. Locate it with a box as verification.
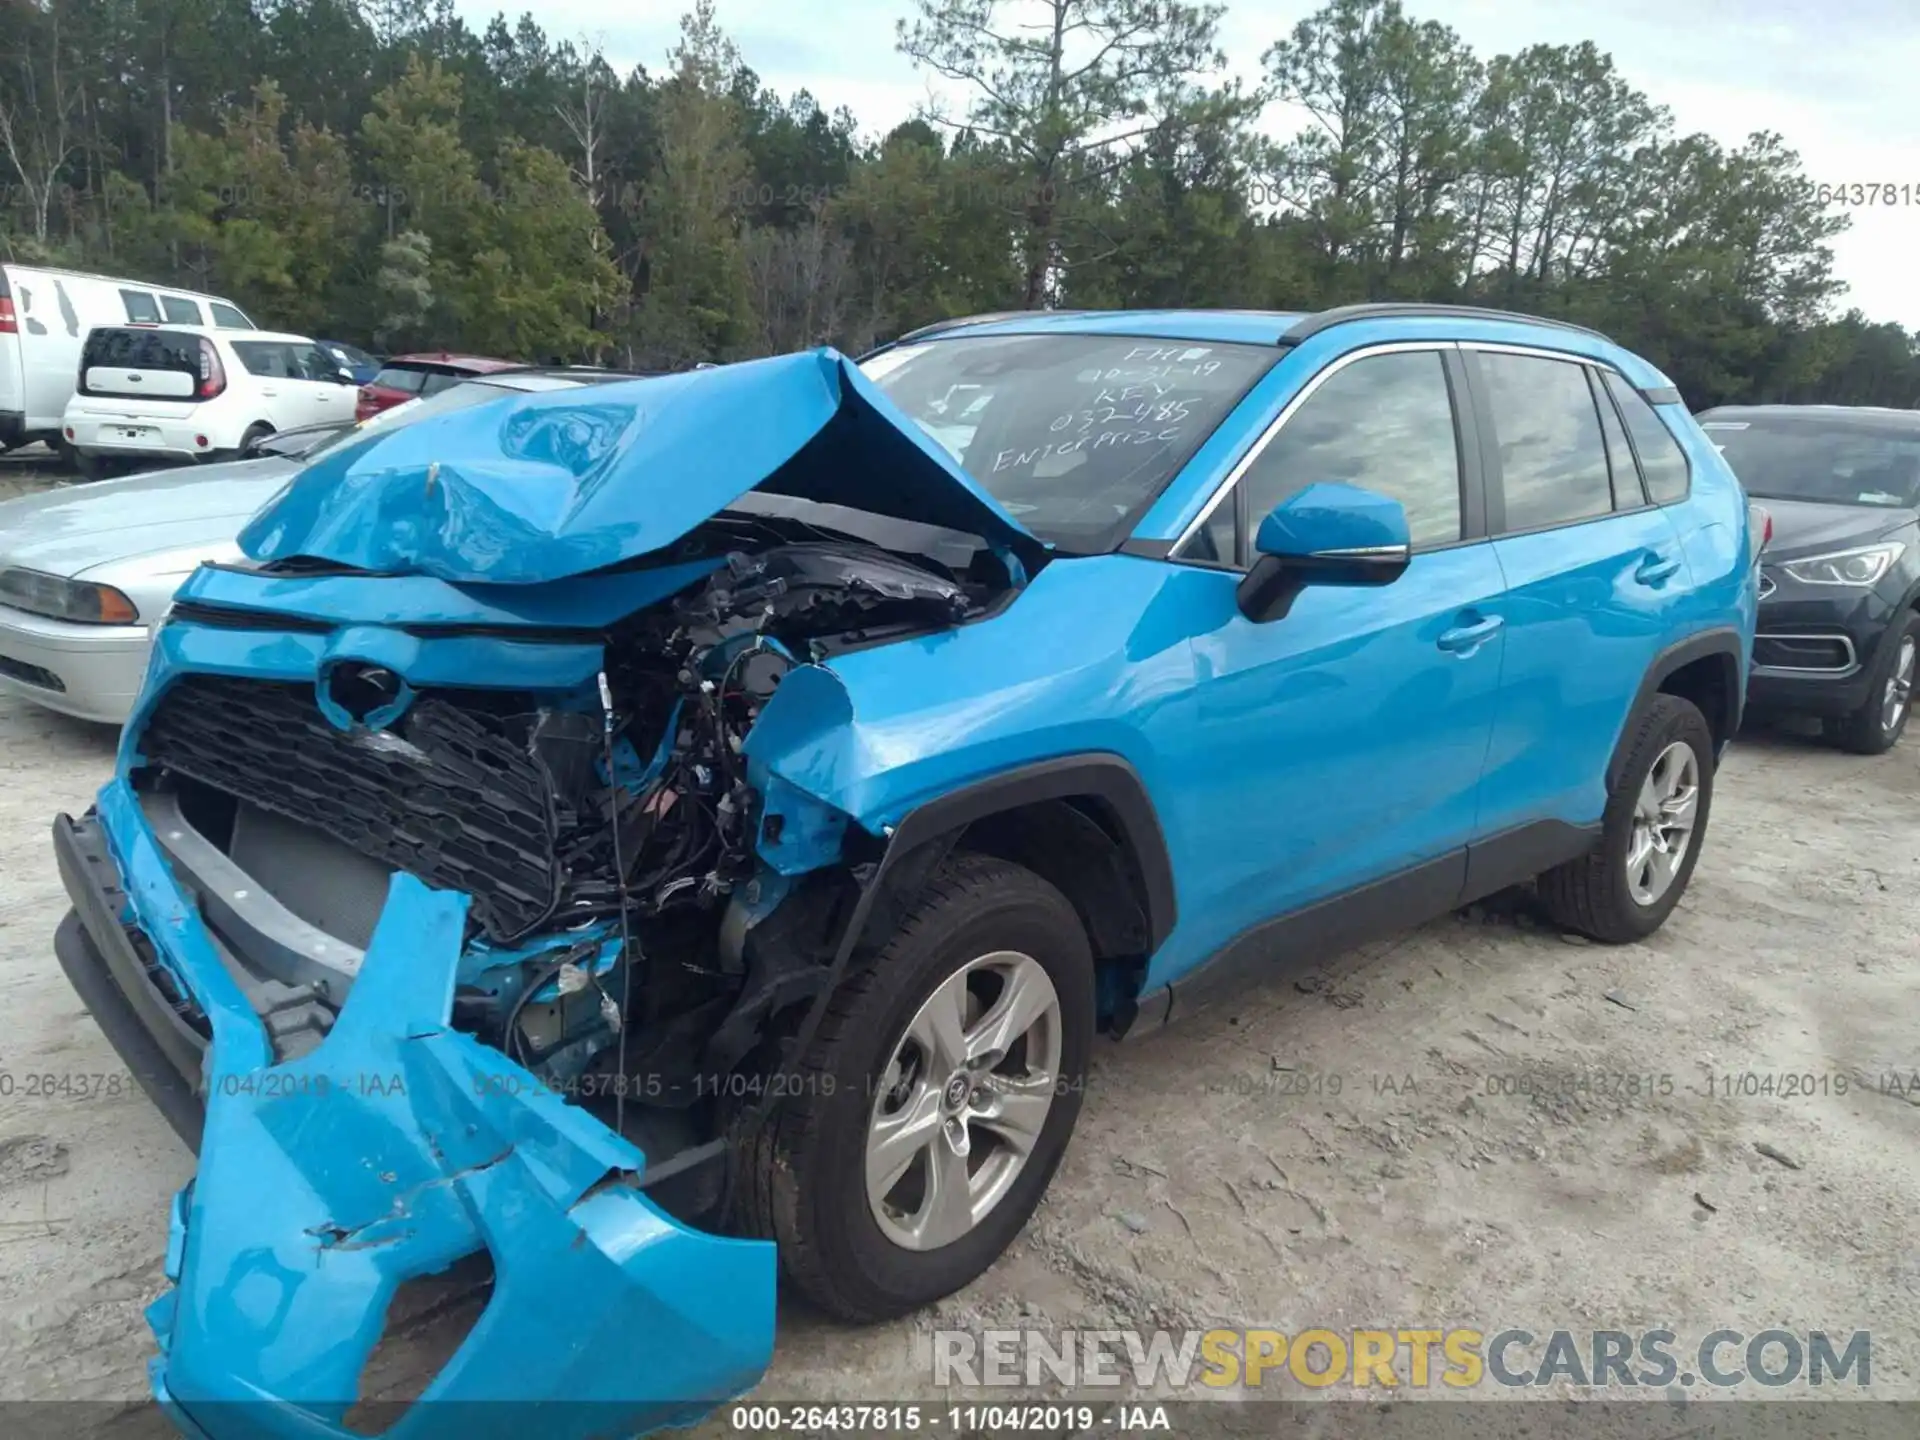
[743,665,1178,950]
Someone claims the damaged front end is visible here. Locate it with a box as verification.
[50,350,1042,1439]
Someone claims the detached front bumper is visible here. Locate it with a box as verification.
[54,780,776,1440]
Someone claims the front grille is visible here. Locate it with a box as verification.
[1753,633,1857,674]
[141,675,563,941]
[0,654,64,691]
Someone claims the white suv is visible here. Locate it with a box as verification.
[60,325,360,478]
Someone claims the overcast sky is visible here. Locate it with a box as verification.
[455,0,1920,329]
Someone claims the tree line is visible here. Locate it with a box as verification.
[1,0,1915,409]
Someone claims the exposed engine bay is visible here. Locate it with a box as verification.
[134,520,1015,1218]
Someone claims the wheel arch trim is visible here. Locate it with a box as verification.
[886,753,1178,954]
[1610,626,1746,787]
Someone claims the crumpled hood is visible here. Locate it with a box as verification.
[238,348,1046,585]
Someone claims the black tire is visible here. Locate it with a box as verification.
[737,852,1095,1322]
[1824,613,1918,755]
[235,422,274,460]
[69,449,109,482]
[1538,693,1715,943]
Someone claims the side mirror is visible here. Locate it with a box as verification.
[1236,481,1413,623]
[336,368,358,384]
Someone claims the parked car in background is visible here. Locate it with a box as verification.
[0,431,340,723]
[316,338,380,384]
[46,306,1755,1438]
[0,264,254,458]
[58,325,359,478]
[354,350,518,420]
[1,368,653,723]
[1699,404,1920,752]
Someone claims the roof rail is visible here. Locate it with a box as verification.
[1281,302,1611,345]
[895,309,1095,344]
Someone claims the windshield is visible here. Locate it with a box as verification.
[1700,415,1920,509]
[860,333,1275,550]
[299,373,595,464]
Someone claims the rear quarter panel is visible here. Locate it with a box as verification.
[1663,404,1759,671]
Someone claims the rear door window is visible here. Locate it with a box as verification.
[371,364,432,395]
[160,295,203,325]
[289,342,344,381]
[1590,369,1647,509]
[208,301,254,329]
[119,289,162,323]
[229,340,300,378]
[1603,372,1692,504]
[1478,352,1614,532]
[79,327,203,399]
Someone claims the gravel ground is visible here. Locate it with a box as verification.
[0,444,71,503]
[0,450,1913,1432]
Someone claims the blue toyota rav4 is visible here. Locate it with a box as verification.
[51,304,1757,1437]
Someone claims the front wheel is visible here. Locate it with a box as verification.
[737,853,1094,1322]
[1538,693,1715,943]
[1825,615,1917,755]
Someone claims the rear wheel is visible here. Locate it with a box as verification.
[737,853,1094,1322]
[234,423,274,460]
[1825,615,1917,755]
[69,449,109,482]
[1539,693,1714,943]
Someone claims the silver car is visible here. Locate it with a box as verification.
[0,368,647,723]
[0,444,319,722]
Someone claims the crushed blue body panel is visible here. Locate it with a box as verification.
[237,347,1045,583]
[95,779,775,1440]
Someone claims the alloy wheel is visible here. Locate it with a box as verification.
[865,950,1062,1252]
[1882,635,1915,734]
[1626,740,1700,906]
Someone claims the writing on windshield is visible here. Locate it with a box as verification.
[865,333,1273,550]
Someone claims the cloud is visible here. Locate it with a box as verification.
[456,0,1919,328]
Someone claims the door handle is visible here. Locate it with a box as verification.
[260,387,279,397]
[1437,615,1504,654]
[1635,552,1682,586]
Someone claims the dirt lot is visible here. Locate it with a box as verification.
[0,444,71,503]
[0,451,1913,1430]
